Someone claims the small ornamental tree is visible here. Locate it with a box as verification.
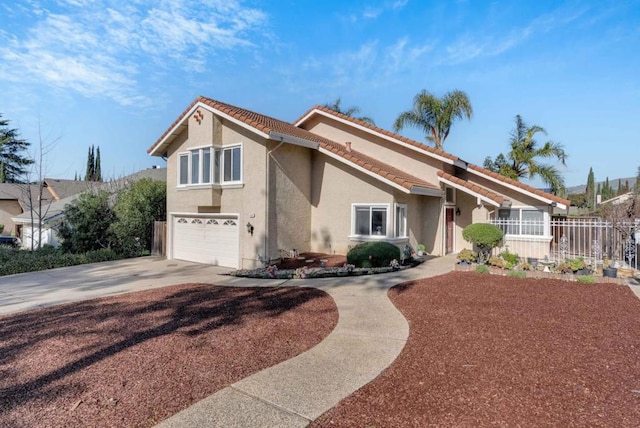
[462,223,504,264]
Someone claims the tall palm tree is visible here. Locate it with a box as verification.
[393,89,473,150]
[322,98,375,125]
[498,115,568,194]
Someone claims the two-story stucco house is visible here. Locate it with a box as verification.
[148,96,569,269]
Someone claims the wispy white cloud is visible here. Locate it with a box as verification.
[0,0,269,106]
[294,37,432,91]
[440,5,590,65]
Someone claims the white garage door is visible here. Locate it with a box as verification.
[172,215,239,268]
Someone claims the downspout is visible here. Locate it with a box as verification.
[264,139,285,264]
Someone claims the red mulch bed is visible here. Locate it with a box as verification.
[275,252,346,270]
[314,272,640,427]
[0,284,337,428]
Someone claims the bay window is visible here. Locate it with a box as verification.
[177,144,242,186]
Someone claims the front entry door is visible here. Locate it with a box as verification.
[445,207,455,254]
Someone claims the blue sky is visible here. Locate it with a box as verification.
[1,0,638,188]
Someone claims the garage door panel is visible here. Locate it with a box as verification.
[172,215,239,268]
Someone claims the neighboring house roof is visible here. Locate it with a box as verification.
[437,171,506,207]
[44,178,100,200]
[148,97,438,195]
[13,168,167,225]
[600,192,634,206]
[466,164,570,209]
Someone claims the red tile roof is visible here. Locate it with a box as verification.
[295,105,461,163]
[437,171,506,206]
[467,164,570,207]
[148,96,438,193]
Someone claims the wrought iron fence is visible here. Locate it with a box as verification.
[487,218,639,270]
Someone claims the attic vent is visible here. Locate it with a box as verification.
[194,109,204,124]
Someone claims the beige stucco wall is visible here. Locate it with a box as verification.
[309,151,443,256]
[0,200,22,236]
[164,108,270,269]
[301,116,448,186]
[310,152,393,255]
[268,142,312,257]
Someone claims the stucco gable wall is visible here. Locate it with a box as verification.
[309,151,441,256]
[302,116,448,185]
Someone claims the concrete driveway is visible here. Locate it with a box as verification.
[0,257,237,316]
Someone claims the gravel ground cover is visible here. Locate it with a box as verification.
[314,272,640,427]
[0,283,337,428]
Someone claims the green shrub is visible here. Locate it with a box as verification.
[457,248,477,264]
[520,262,533,271]
[475,264,490,274]
[488,256,505,268]
[577,275,596,284]
[500,251,519,266]
[462,223,504,263]
[556,262,573,274]
[567,257,586,272]
[507,270,527,278]
[347,242,401,268]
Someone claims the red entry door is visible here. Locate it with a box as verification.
[445,207,455,254]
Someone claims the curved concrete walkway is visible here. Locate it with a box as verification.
[156,255,456,427]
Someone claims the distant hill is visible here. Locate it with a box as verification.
[566,176,636,195]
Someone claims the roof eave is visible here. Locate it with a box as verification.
[298,109,457,166]
[410,186,444,197]
[468,166,568,210]
[268,131,319,149]
[437,175,501,207]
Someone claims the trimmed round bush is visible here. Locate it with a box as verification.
[462,223,504,263]
[347,242,401,268]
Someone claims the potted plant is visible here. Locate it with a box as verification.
[416,244,426,256]
[603,258,617,278]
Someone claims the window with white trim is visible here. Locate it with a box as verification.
[353,205,389,237]
[498,207,546,236]
[395,204,407,238]
[177,144,242,186]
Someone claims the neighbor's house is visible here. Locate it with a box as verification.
[7,169,167,249]
[148,96,569,269]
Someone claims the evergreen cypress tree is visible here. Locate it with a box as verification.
[85,146,94,181]
[616,179,623,196]
[635,165,640,194]
[0,162,5,183]
[585,167,595,210]
[95,146,102,181]
[596,182,602,202]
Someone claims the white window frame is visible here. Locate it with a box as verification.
[499,206,550,238]
[350,203,391,239]
[395,203,407,238]
[177,143,243,188]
